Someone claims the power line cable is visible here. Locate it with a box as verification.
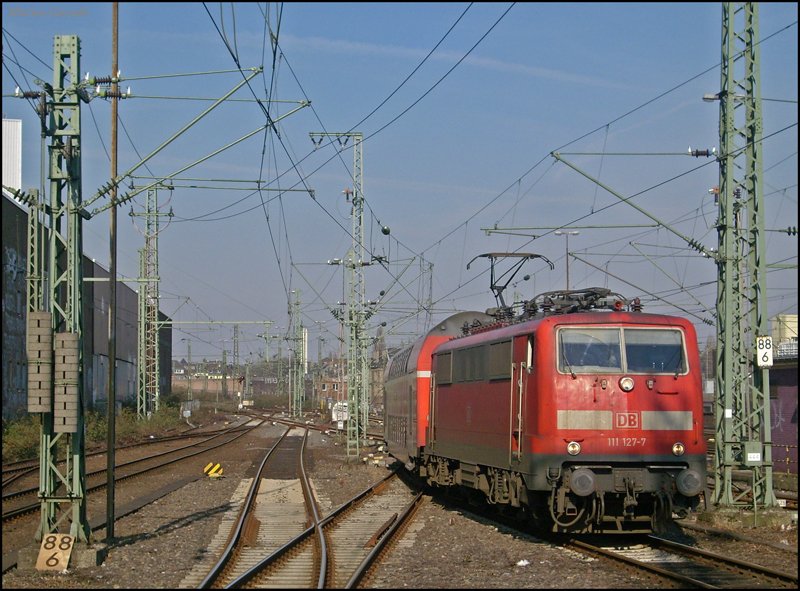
[268,5,515,315]
[2,27,52,71]
[429,122,797,310]
[422,18,798,259]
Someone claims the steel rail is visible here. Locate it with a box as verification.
[225,468,417,589]
[2,420,261,522]
[198,425,294,588]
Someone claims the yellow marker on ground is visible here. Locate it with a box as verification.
[203,462,224,478]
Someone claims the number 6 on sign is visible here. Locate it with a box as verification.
[35,534,74,571]
[756,336,773,368]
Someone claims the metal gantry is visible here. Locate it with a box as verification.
[255,324,280,387]
[311,131,370,459]
[132,185,172,418]
[186,338,193,401]
[233,323,240,385]
[22,35,92,543]
[712,2,775,509]
[289,289,306,417]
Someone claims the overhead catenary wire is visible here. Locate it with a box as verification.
[175,2,520,322]
[416,18,796,319]
[429,121,797,313]
[6,7,793,348]
[239,5,519,327]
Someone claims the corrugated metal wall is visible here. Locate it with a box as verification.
[2,119,22,191]
[2,193,172,420]
[2,197,27,418]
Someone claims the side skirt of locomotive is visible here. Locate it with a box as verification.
[416,453,699,534]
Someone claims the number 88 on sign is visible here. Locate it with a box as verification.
[35,534,74,571]
[756,336,773,368]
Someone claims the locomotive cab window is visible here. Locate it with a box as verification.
[559,328,622,373]
[624,328,686,374]
[558,327,687,375]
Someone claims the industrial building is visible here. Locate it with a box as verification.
[2,117,171,421]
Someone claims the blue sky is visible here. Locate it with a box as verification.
[2,2,797,363]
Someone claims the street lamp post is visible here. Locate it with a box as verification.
[554,230,580,290]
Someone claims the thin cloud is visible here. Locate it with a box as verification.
[281,33,636,90]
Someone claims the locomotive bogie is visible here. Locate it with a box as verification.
[418,454,529,507]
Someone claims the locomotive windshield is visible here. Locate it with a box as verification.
[623,328,685,373]
[558,327,686,375]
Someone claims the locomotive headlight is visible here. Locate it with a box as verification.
[676,468,703,496]
[570,468,595,497]
[619,376,635,392]
[566,441,581,456]
[672,442,685,456]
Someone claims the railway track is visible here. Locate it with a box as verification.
[424,474,796,589]
[570,534,798,588]
[317,471,423,588]
[0,417,249,490]
[251,410,385,443]
[194,425,422,589]
[2,418,262,523]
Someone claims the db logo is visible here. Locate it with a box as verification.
[615,412,640,429]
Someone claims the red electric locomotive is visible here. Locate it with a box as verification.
[384,288,706,534]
